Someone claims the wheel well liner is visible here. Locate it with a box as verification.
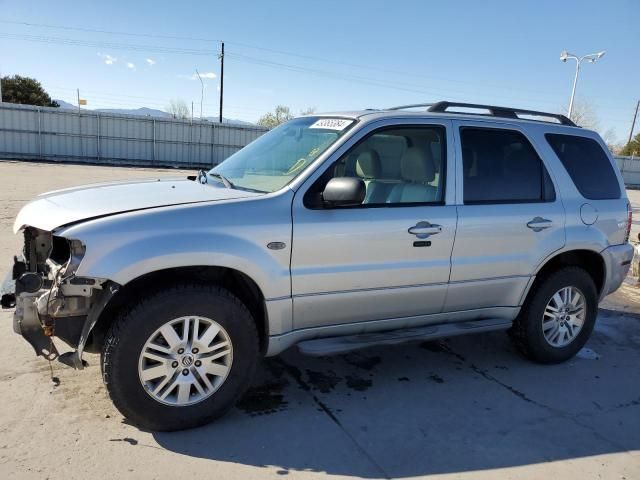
[85,266,268,355]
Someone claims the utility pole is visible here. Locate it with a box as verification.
[0,70,3,103]
[218,42,224,123]
[627,100,640,146]
[77,88,81,113]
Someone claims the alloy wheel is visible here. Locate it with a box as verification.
[542,286,586,348]
[137,316,233,406]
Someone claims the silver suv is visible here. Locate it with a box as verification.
[1,102,634,431]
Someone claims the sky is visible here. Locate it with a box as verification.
[0,0,638,143]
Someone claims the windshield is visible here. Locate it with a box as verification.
[208,116,355,192]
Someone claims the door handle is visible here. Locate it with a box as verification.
[408,221,442,238]
[526,217,553,232]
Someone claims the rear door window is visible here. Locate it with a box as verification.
[460,127,555,204]
[545,134,621,200]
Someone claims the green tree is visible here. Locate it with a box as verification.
[1,75,59,107]
[620,133,640,157]
[257,105,294,128]
[256,106,317,128]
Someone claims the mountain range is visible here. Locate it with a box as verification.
[54,99,253,125]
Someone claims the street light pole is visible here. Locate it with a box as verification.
[560,50,606,119]
[195,68,204,119]
[568,59,581,120]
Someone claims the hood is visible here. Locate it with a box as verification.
[14,177,261,233]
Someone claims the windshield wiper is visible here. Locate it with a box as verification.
[209,172,234,189]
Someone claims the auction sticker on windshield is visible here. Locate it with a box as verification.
[309,118,354,130]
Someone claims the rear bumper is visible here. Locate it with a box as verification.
[600,243,634,300]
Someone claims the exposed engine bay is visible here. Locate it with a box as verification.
[1,227,116,368]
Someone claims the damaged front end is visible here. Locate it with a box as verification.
[1,227,118,369]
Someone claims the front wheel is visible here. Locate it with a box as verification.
[102,284,259,431]
[509,267,598,364]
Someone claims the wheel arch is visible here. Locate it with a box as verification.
[523,249,606,304]
[85,266,269,355]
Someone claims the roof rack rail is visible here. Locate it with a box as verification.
[388,101,577,127]
[387,103,435,111]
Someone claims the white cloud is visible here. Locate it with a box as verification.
[146,58,156,66]
[98,53,117,65]
[198,72,217,79]
[127,62,136,70]
[179,71,217,80]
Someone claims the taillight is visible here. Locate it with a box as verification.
[625,202,632,243]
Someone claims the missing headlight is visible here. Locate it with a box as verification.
[50,236,71,265]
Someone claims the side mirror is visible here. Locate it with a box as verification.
[322,177,366,207]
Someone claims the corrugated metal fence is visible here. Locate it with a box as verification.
[615,156,640,186]
[0,103,267,168]
[2,102,639,185]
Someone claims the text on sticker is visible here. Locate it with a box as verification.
[309,118,353,131]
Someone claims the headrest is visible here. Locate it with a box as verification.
[355,150,381,179]
[400,147,435,183]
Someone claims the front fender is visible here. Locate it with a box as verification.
[79,232,290,299]
[55,193,294,300]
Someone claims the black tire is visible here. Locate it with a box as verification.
[509,267,598,364]
[102,283,259,431]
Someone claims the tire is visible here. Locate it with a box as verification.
[509,267,598,364]
[102,283,259,431]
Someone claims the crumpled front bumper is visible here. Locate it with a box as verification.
[3,252,121,368]
[1,264,57,359]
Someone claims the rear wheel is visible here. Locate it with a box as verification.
[102,284,259,431]
[509,267,598,364]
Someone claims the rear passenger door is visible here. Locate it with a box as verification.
[444,121,565,313]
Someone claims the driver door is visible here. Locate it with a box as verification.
[290,120,457,331]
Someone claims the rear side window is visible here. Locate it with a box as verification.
[461,128,555,204]
[546,134,620,200]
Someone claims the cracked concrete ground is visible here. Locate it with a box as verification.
[0,161,639,479]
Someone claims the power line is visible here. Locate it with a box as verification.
[0,33,212,55]
[3,19,633,125]
[0,19,223,43]
[0,18,586,98]
[2,28,562,106]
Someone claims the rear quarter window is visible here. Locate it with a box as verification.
[545,133,621,200]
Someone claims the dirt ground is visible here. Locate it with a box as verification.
[0,161,639,480]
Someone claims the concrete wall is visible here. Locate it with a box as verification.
[0,103,267,168]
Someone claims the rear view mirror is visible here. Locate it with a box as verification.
[322,177,365,207]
